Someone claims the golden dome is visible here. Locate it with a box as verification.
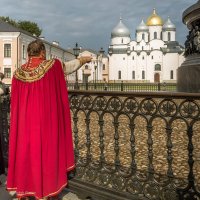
[146,8,163,26]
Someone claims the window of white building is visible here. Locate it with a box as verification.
[22,45,26,59]
[142,34,145,40]
[132,71,135,79]
[121,38,123,44]
[168,32,171,41]
[4,68,11,78]
[142,70,145,79]
[132,46,134,51]
[154,32,157,39]
[4,44,11,58]
[118,71,121,79]
[152,56,154,59]
[132,56,134,60]
[103,64,105,70]
[170,70,174,79]
[155,64,161,71]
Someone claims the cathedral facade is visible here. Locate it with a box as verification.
[108,9,185,83]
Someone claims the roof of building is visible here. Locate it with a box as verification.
[0,20,73,54]
[67,48,108,58]
[136,20,149,32]
[146,8,163,26]
[161,41,184,53]
[0,19,35,37]
[111,18,130,38]
[163,17,176,31]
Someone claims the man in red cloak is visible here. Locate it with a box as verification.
[6,40,91,200]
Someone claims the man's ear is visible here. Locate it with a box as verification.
[40,50,46,59]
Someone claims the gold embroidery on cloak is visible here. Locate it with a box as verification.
[14,59,55,82]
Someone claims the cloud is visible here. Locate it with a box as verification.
[0,0,196,50]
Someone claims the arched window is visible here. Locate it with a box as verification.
[132,71,135,79]
[132,46,134,51]
[142,71,145,79]
[170,70,174,79]
[142,33,145,40]
[118,71,121,79]
[168,32,171,41]
[154,32,157,39]
[85,65,88,69]
[132,56,134,60]
[155,64,161,71]
[22,45,26,59]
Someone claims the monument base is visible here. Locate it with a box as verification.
[177,54,200,92]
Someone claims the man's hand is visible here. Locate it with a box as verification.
[78,56,92,66]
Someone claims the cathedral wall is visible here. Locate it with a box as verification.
[162,31,176,42]
[111,37,131,45]
[149,26,162,40]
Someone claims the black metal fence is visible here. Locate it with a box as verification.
[67,82,177,92]
[1,91,200,200]
[0,94,10,167]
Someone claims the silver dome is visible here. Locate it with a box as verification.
[136,20,149,32]
[111,18,130,38]
[163,17,176,31]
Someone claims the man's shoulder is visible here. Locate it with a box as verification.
[14,59,56,83]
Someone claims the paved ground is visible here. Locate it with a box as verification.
[0,175,81,200]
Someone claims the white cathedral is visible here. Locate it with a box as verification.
[108,9,185,83]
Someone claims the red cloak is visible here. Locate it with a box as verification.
[7,58,75,199]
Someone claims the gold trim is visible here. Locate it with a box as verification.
[14,59,55,83]
[67,164,75,171]
[7,165,75,199]
[7,182,67,200]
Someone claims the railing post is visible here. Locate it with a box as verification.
[158,82,161,91]
[74,71,79,90]
[86,82,88,90]
[120,81,124,91]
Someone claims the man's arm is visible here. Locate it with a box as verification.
[63,57,92,75]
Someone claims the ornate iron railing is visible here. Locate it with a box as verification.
[67,82,177,92]
[0,94,10,167]
[1,91,200,200]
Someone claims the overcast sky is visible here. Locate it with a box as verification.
[0,0,197,52]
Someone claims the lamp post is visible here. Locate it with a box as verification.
[94,47,104,90]
[94,65,97,89]
[73,43,80,90]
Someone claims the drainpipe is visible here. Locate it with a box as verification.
[16,32,21,69]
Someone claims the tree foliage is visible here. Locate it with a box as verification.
[0,16,42,37]
[18,21,42,37]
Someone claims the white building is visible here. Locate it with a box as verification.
[108,9,185,83]
[66,48,109,83]
[0,20,74,85]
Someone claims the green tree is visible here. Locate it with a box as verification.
[18,20,42,37]
[0,16,42,37]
